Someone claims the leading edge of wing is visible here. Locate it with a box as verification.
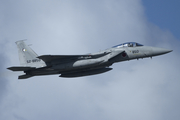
[37,55,84,63]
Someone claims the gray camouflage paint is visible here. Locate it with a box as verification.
[7,41,172,79]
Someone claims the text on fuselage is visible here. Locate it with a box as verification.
[132,50,139,54]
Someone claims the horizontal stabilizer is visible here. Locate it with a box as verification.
[7,66,36,71]
[18,74,33,79]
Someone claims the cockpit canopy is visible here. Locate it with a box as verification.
[112,42,143,48]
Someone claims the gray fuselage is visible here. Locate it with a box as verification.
[29,45,172,77]
[7,41,172,79]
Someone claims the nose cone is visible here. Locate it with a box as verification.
[151,47,173,56]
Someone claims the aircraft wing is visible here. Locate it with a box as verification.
[37,52,110,63]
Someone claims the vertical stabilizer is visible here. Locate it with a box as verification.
[15,40,46,67]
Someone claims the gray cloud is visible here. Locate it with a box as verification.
[0,53,8,103]
[0,41,11,119]
[0,0,180,120]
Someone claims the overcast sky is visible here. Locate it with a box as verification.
[0,0,180,120]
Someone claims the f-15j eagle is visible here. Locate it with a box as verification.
[7,40,172,79]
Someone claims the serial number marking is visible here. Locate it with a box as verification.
[132,50,139,54]
[27,59,41,63]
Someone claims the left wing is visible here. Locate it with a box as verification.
[37,52,110,63]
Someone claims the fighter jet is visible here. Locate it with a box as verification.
[7,40,172,79]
